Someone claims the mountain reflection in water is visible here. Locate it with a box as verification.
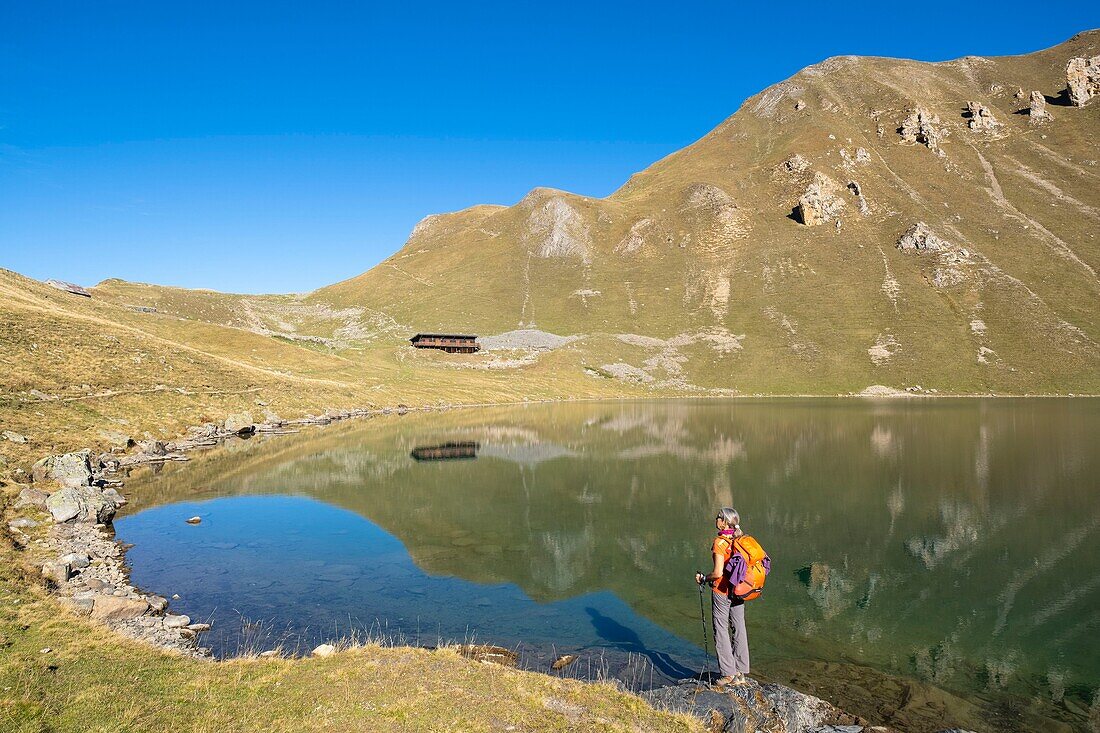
[117,399,1100,732]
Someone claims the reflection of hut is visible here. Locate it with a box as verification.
[410,441,480,462]
[409,334,480,353]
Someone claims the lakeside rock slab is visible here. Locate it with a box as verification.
[644,679,863,733]
[91,595,149,621]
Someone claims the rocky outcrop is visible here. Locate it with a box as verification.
[797,173,846,226]
[965,101,999,131]
[1066,55,1100,106]
[521,192,592,262]
[899,108,943,152]
[1028,91,1053,123]
[896,222,949,253]
[643,679,868,733]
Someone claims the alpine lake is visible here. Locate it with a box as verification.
[115,399,1099,732]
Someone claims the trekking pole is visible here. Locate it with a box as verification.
[697,577,712,678]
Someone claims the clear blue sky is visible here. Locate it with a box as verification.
[1,2,1095,293]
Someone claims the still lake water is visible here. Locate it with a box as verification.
[116,399,1099,731]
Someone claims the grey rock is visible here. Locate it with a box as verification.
[644,679,861,733]
[52,450,94,487]
[90,595,149,621]
[164,614,191,628]
[46,485,121,524]
[224,412,255,435]
[2,430,27,443]
[137,439,167,456]
[15,487,49,510]
[45,488,82,522]
[8,517,39,530]
[60,553,91,569]
[147,596,169,614]
[102,487,126,506]
[66,597,94,614]
[41,561,71,584]
[98,430,133,448]
[312,643,336,657]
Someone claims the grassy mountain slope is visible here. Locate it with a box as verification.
[316,30,1100,395]
[5,33,1099,470]
[0,270,645,471]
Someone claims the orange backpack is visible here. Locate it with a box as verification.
[727,535,770,601]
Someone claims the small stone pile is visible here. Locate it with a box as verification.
[1066,55,1100,107]
[1028,91,1053,124]
[965,101,1000,131]
[896,222,950,253]
[899,108,944,152]
[797,172,846,226]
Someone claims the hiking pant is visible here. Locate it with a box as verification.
[712,591,749,676]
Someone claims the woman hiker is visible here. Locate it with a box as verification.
[695,507,753,687]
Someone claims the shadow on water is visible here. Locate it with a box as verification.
[584,607,696,681]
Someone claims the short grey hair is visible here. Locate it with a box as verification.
[718,507,740,527]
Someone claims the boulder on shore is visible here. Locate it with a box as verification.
[90,595,149,621]
[224,412,255,435]
[32,450,93,487]
[41,561,71,585]
[45,485,123,524]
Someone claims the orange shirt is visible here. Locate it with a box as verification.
[711,535,734,594]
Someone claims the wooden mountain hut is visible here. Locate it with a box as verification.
[409,333,480,353]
